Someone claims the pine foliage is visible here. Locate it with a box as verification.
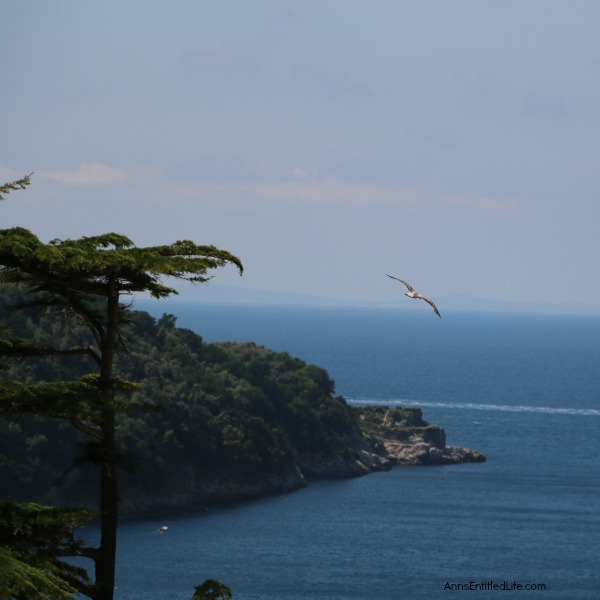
[0,174,32,202]
[0,501,95,599]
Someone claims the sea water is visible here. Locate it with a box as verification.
[81,304,600,599]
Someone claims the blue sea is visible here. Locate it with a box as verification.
[85,304,600,599]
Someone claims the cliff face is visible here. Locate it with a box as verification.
[115,405,485,515]
[354,405,486,466]
[119,464,307,516]
[295,411,390,479]
[118,417,392,516]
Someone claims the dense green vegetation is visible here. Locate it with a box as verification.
[0,285,367,512]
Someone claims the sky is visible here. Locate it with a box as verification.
[2,1,600,310]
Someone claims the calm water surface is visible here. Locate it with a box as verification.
[84,304,600,599]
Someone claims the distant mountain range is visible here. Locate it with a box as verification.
[137,284,600,315]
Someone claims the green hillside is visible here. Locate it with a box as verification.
[0,286,384,515]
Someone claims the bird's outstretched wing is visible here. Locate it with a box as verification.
[387,274,441,318]
[386,274,414,292]
[416,294,441,318]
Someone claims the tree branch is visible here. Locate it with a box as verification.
[56,569,98,600]
[70,418,103,441]
[0,345,101,365]
[0,173,32,201]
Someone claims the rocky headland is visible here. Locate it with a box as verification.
[118,404,485,516]
[354,405,486,467]
[1,287,485,518]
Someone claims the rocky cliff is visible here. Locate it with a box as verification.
[117,405,485,516]
[354,405,486,466]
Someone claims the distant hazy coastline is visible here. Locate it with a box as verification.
[136,285,600,316]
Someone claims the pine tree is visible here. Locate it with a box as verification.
[0,178,243,599]
[0,500,95,599]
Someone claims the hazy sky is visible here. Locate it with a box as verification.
[2,1,600,308]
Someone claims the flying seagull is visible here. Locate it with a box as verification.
[386,275,441,318]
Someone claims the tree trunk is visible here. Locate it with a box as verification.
[95,448,118,600]
[94,282,120,600]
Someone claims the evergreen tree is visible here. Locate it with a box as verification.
[0,178,243,599]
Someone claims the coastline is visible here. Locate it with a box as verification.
[117,404,485,518]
